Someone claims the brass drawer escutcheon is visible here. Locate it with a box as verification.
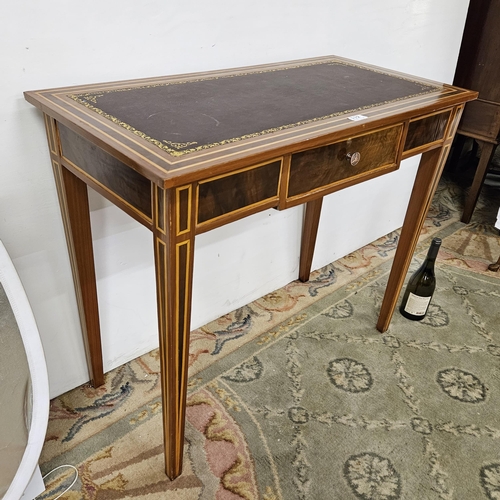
[346,151,361,166]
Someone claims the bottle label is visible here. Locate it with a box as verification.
[404,293,431,316]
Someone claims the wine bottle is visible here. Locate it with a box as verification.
[399,237,442,321]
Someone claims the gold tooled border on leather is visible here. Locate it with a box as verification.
[68,60,439,158]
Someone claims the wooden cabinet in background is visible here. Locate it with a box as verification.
[451,0,500,222]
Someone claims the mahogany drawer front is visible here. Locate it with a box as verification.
[58,123,152,221]
[287,125,402,199]
[197,159,282,227]
[404,110,452,153]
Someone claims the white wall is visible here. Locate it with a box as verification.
[1,0,469,398]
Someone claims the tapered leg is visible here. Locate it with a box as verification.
[52,162,104,386]
[461,141,496,223]
[377,145,451,333]
[153,184,195,480]
[43,112,105,387]
[299,198,323,282]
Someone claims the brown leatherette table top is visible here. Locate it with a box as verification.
[25,55,473,187]
[68,61,437,156]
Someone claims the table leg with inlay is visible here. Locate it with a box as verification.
[152,183,196,479]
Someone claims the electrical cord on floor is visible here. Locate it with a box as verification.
[41,465,78,499]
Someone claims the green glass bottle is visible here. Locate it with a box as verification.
[400,238,442,321]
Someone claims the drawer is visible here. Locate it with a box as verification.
[58,123,152,221]
[197,159,282,227]
[404,110,452,153]
[287,124,403,199]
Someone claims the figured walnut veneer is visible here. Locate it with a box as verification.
[404,110,452,153]
[288,124,402,199]
[59,124,153,223]
[197,160,282,227]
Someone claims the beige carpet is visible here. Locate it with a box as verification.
[36,176,500,499]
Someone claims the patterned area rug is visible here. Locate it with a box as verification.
[37,177,500,499]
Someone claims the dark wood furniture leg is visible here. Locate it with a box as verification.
[489,256,500,272]
[299,198,324,282]
[377,145,451,332]
[153,184,196,480]
[447,133,467,175]
[461,141,496,223]
[51,162,104,387]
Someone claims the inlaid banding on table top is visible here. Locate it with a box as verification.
[67,60,440,158]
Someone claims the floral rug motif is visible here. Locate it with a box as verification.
[37,177,500,499]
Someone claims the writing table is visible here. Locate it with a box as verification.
[24,55,477,479]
